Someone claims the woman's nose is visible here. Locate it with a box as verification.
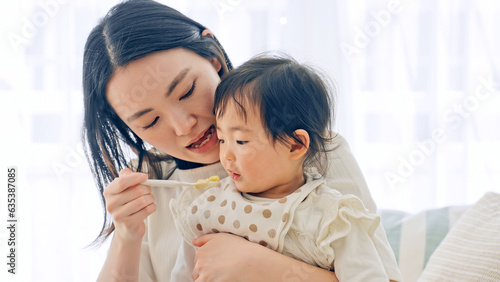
[169,111,196,136]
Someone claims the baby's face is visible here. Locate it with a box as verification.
[216,101,300,198]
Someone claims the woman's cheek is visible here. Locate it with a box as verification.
[199,79,216,102]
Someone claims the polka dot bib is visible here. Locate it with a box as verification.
[170,171,325,252]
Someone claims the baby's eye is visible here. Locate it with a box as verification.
[236,140,248,145]
[218,139,225,144]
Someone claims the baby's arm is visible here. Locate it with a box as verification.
[308,185,395,281]
[331,220,389,282]
[321,134,402,281]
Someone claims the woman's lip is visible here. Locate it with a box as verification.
[186,126,218,154]
[187,126,213,147]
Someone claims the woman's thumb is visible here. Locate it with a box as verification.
[192,233,216,247]
[119,168,132,176]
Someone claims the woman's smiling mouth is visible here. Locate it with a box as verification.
[187,125,218,154]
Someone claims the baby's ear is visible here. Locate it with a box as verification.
[289,129,310,160]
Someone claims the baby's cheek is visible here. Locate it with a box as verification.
[244,138,269,161]
[241,147,258,162]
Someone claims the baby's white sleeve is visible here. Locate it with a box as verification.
[310,189,391,281]
[331,220,389,282]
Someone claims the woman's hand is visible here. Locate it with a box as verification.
[97,168,155,282]
[103,168,156,243]
[191,233,250,281]
[192,233,339,282]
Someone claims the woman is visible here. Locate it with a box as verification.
[82,0,402,281]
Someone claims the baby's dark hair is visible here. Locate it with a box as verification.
[214,53,335,168]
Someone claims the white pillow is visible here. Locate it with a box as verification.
[380,205,469,282]
[418,192,500,281]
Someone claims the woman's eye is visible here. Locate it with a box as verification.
[236,140,248,145]
[179,81,195,100]
[143,116,159,129]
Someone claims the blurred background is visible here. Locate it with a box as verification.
[1,0,499,280]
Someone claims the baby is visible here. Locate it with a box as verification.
[170,54,389,281]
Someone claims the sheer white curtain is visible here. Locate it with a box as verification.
[332,0,500,212]
[1,0,498,281]
[213,0,500,212]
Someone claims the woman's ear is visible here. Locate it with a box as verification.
[201,29,214,38]
[289,129,310,160]
[201,30,222,72]
[209,57,222,73]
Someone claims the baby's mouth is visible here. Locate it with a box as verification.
[232,173,241,180]
[187,126,215,148]
[228,170,241,180]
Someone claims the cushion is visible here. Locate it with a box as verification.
[379,205,469,282]
[418,192,500,281]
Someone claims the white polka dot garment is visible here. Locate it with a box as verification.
[170,169,389,280]
[171,170,324,251]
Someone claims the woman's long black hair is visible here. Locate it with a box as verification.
[82,0,232,246]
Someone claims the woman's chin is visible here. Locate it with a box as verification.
[184,151,220,165]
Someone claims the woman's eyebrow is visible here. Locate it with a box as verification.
[166,68,190,96]
[127,108,153,122]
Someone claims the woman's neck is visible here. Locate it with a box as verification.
[174,158,214,170]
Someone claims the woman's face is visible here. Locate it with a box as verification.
[106,48,222,164]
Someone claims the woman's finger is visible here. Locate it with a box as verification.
[124,200,157,223]
[105,184,152,213]
[111,191,155,220]
[122,193,155,216]
[111,196,156,227]
[192,233,217,247]
[112,200,156,242]
[119,168,133,176]
[106,170,148,196]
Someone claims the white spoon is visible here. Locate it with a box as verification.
[141,176,220,189]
